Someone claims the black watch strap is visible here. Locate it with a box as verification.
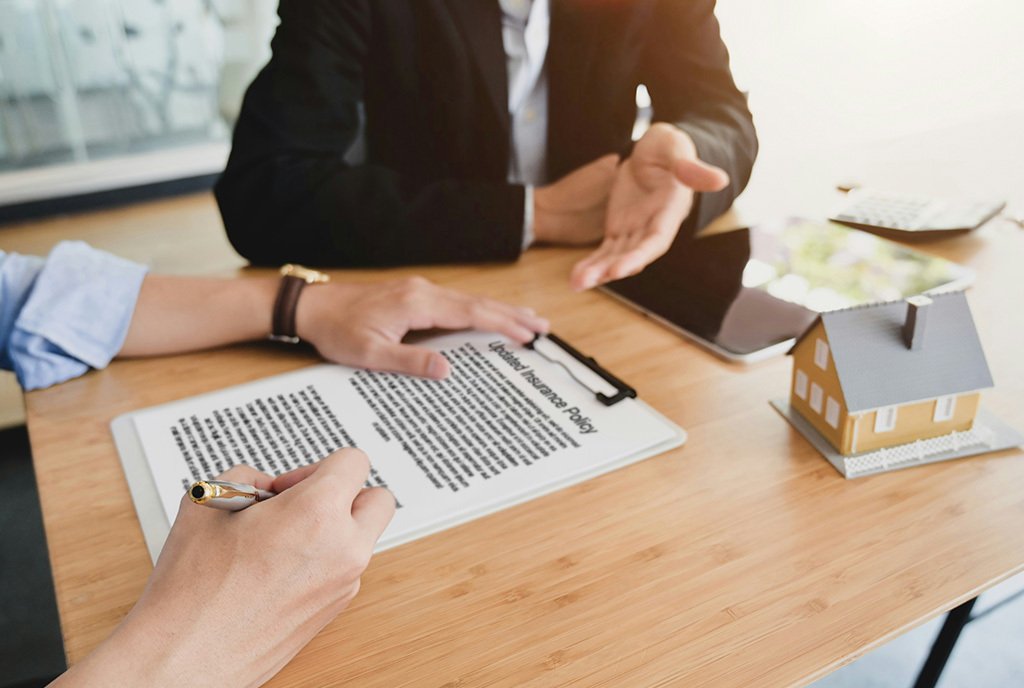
[270,274,307,344]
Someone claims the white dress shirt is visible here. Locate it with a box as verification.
[499,0,550,247]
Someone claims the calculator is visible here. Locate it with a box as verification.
[830,189,1005,240]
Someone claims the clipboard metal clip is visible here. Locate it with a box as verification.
[527,333,638,407]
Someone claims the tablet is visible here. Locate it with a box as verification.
[603,219,975,363]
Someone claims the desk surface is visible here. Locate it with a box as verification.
[19,193,1024,687]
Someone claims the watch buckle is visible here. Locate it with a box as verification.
[281,263,330,284]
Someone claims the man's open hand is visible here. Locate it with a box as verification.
[570,124,729,291]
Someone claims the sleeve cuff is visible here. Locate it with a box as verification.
[0,252,46,372]
[10,241,148,390]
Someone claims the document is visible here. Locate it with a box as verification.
[118,332,685,556]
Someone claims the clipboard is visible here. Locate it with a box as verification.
[112,333,687,563]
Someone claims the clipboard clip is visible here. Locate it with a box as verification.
[527,333,638,407]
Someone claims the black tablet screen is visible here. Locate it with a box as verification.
[604,220,973,357]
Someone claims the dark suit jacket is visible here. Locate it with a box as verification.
[215,0,758,267]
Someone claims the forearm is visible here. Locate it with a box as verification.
[49,616,179,688]
[119,276,278,358]
[49,587,299,688]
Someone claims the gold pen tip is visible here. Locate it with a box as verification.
[189,481,212,504]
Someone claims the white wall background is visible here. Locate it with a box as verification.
[719,0,1023,135]
[715,0,1024,214]
[1,0,1021,200]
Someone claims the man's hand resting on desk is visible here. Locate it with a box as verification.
[51,449,395,688]
[295,278,548,379]
[119,275,547,379]
[570,123,730,291]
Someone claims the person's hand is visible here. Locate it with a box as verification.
[295,277,549,379]
[569,123,730,291]
[532,154,620,246]
[52,450,395,688]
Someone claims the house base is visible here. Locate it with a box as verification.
[770,399,1023,479]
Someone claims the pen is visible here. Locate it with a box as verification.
[188,480,276,511]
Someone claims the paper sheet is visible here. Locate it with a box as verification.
[126,333,683,551]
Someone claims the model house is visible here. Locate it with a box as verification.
[788,292,994,456]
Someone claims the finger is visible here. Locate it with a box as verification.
[570,244,612,286]
[570,251,607,292]
[570,233,626,285]
[458,298,547,342]
[572,254,621,291]
[214,464,275,491]
[571,233,634,291]
[602,232,674,283]
[425,296,539,344]
[571,256,611,292]
[674,158,729,192]
[271,462,322,493]
[351,487,397,542]
[464,296,550,336]
[404,286,547,343]
[601,204,684,282]
[276,448,372,506]
[395,283,549,342]
[363,341,451,379]
[520,311,550,335]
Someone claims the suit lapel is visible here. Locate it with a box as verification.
[444,0,509,132]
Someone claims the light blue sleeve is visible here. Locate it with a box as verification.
[1,241,148,391]
[0,251,47,371]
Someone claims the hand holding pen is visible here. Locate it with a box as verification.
[54,449,395,688]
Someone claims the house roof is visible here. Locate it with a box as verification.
[791,291,993,413]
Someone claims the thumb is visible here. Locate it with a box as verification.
[367,342,451,379]
[674,158,730,192]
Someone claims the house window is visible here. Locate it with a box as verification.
[814,339,829,370]
[933,395,957,422]
[825,397,840,429]
[795,369,808,400]
[874,405,898,433]
[810,383,824,413]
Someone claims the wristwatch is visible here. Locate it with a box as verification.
[270,264,330,344]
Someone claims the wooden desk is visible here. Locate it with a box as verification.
[22,193,1024,687]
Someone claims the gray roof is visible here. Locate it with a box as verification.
[792,292,993,412]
